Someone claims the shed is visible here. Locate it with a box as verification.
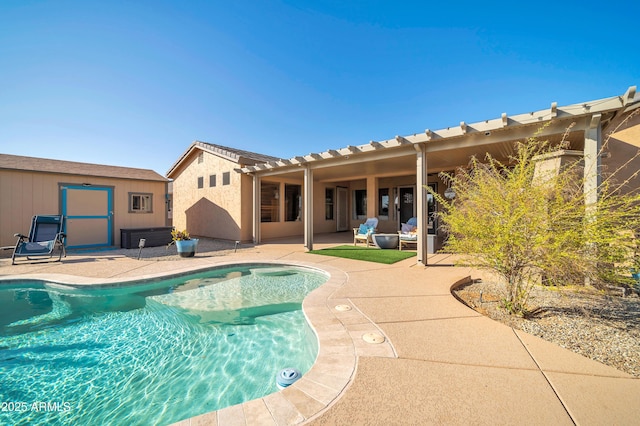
[0,154,170,249]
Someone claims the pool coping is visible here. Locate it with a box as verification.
[0,259,396,425]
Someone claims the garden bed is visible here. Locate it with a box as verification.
[453,280,640,377]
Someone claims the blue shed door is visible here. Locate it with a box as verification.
[61,185,113,248]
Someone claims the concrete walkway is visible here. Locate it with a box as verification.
[1,238,639,425]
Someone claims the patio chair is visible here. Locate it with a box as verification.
[12,215,66,265]
[353,217,378,247]
[398,217,418,251]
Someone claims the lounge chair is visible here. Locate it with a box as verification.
[12,215,66,265]
[398,217,418,251]
[353,217,378,247]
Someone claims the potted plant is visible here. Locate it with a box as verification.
[168,229,199,257]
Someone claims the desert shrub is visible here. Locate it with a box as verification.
[430,113,640,315]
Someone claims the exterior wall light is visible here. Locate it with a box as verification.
[444,187,456,199]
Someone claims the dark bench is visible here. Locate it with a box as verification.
[120,227,173,249]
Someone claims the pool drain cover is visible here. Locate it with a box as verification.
[334,304,352,311]
[362,332,385,344]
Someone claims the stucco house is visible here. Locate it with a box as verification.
[166,142,281,242]
[170,86,639,265]
[0,154,169,249]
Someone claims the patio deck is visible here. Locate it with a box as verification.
[1,234,638,425]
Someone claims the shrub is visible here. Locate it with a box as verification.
[430,113,640,315]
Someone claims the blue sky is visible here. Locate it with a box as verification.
[1,1,638,175]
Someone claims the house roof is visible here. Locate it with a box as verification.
[238,85,639,178]
[166,141,281,177]
[0,154,168,182]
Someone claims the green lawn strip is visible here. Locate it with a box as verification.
[308,245,416,264]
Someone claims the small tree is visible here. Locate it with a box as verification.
[431,114,640,315]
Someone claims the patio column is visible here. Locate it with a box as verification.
[583,114,601,286]
[415,143,428,265]
[304,165,314,251]
[584,114,602,208]
[253,174,261,244]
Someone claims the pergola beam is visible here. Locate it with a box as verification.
[424,129,434,140]
[424,117,589,153]
[395,135,411,145]
[305,153,323,161]
[623,86,637,106]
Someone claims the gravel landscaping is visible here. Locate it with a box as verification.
[453,279,640,377]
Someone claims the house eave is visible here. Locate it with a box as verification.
[167,141,281,178]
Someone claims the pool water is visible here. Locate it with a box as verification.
[0,264,327,425]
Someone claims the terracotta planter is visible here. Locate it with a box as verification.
[175,239,199,257]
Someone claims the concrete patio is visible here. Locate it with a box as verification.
[1,235,639,425]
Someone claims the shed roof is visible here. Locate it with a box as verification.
[0,153,168,182]
[166,141,281,177]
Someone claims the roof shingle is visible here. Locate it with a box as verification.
[166,141,281,177]
[0,154,168,182]
[195,141,281,164]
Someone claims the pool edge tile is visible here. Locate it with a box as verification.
[189,410,218,426]
[262,392,305,425]
[216,404,244,426]
[281,386,327,421]
[290,377,342,406]
[242,398,277,426]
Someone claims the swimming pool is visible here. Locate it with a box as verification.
[0,263,327,425]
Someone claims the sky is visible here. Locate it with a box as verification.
[1,0,639,175]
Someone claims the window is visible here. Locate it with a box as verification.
[222,172,230,185]
[325,188,334,220]
[197,152,203,163]
[209,174,217,187]
[285,184,302,221]
[129,193,153,213]
[353,189,367,219]
[197,177,203,189]
[378,188,389,219]
[261,182,279,222]
[427,183,437,234]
